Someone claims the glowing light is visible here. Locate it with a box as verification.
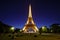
[42,26,47,32]
[10,27,15,30]
[20,30,22,32]
[42,26,45,29]
[51,30,53,32]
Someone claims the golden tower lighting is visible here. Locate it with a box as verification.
[22,4,39,33]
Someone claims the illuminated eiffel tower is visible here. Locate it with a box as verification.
[22,4,39,33]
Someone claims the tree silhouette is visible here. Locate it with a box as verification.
[50,24,60,33]
[14,28,20,33]
[0,21,12,33]
[39,26,50,33]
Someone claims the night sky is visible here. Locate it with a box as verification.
[0,0,60,29]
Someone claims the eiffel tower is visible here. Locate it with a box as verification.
[22,4,39,33]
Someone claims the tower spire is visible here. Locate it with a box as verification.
[28,4,32,17]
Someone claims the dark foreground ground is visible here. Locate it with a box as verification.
[0,33,60,40]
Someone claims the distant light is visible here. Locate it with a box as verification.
[20,30,22,32]
[51,30,53,32]
[10,27,15,30]
[42,26,45,29]
[41,26,47,32]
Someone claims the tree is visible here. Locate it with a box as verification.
[39,26,49,33]
[50,24,60,33]
[41,26,47,33]
[47,28,50,33]
[0,21,13,33]
[14,28,20,33]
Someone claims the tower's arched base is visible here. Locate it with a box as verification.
[22,24,39,33]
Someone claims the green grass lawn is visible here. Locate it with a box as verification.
[0,33,60,40]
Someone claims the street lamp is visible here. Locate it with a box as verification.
[10,27,15,32]
[42,26,47,32]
